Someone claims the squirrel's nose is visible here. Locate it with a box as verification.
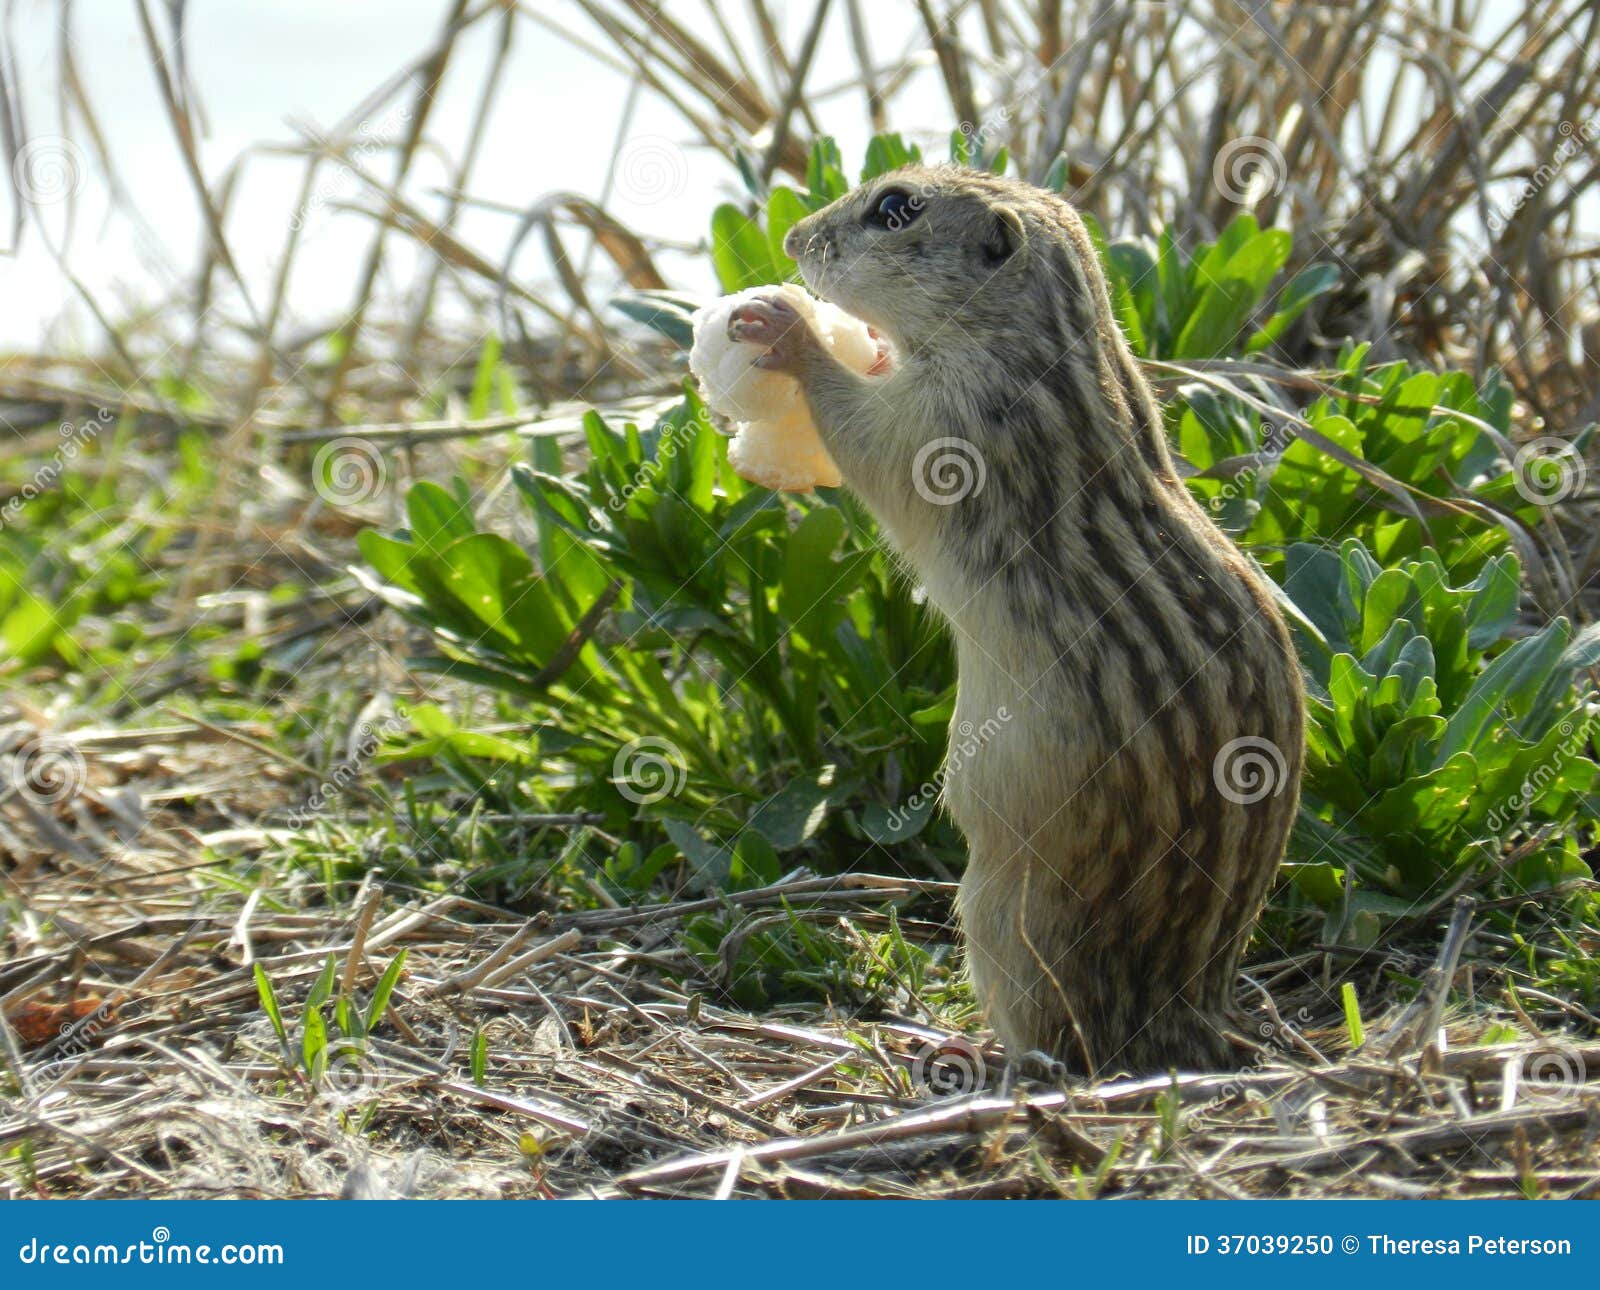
[782,224,804,259]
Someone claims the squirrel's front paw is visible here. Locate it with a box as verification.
[726,293,816,374]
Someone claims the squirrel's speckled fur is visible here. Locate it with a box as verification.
[732,164,1305,1075]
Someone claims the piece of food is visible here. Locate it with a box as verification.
[688,283,881,492]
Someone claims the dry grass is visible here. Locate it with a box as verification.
[2,1,1598,1199]
[5,2,1597,424]
[4,739,1598,1199]
[3,598,1597,1199]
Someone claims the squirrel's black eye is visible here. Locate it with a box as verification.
[869,189,920,230]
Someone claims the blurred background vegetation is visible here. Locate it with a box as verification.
[2,0,1597,1105]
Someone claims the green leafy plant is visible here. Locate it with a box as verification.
[356,394,958,889]
[359,134,1595,974]
[252,951,406,1104]
[1341,982,1367,1048]
[1185,345,1535,581]
[0,417,210,670]
[682,897,960,1013]
[1283,538,1598,938]
[1098,213,1339,362]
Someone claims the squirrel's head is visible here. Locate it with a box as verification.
[782,164,1110,369]
[783,164,1172,500]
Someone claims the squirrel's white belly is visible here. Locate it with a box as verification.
[889,521,1118,867]
[940,623,1075,838]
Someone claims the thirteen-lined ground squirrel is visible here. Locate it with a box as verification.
[727,165,1306,1074]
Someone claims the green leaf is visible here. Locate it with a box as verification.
[1194,214,1260,282]
[1246,262,1340,354]
[435,534,536,636]
[511,464,601,541]
[862,133,920,180]
[860,795,935,844]
[1105,239,1157,355]
[365,950,408,1032]
[747,771,837,850]
[406,480,477,550]
[779,506,865,643]
[664,819,732,891]
[1436,620,1572,763]
[357,530,421,589]
[1222,227,1292,292]
[1174,276,1268,359]
[1155,226,1189,346]
[765,186,811,273]
[717,487,785,544]
[1281,544,1350,660]
[1463,555,1521,649]
[1341,983,1365,1048]
[254,963,287,1047]
[302,1005,328,1081]
[710,203,781,292]
[306,954,338,1011]
[1359,569,1420,654]
[734,146,765,202]
[1287,861,1345,910]
[730,830,783,888]
[1250,422,1368,557]
[611,291,703,347]
[467,333,502,419]
[1561,621,1600,671]
[471,1028,488,1087]
[806,137,848,201]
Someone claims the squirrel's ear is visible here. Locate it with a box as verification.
[983,204,1027,263]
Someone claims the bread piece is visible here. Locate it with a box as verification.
[689,283,880,492]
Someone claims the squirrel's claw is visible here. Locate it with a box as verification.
[1000,1048,1071,1094]
[728,294,814,374]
